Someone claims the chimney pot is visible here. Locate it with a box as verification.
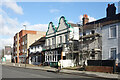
[82,14,89,26]
[106,3,116,17]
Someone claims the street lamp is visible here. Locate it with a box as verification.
[23,24,27,68]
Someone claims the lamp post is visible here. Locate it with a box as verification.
[23,24,27,68]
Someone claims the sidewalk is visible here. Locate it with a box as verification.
[2,62,119,79]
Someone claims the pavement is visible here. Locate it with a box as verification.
[1,62,119,80]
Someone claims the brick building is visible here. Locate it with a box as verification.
[13,30,45,63]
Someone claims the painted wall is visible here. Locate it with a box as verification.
[102,23,120,65]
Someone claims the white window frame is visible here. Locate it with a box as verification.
[48,39,50,46]
[109,47,117,60]
[65,34,68,43]
[109,25,117,38]
[52,38,55,45]
[60,36,62,44]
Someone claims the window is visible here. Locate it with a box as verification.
[48,39,50,46]
[60,36,62,43]
[22,49,24,52]
[22,42,24,45]
[16,38,17,41]
[52,38,55,45]
[65,34,68,43]
[110,48,116,60]
[25,40,27,44]
[110,25,116,38]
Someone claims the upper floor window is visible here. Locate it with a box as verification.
[110,25,116,38]
[65,34,68,43]
[48,39,50,46]
[22,41,24,45]
[25,40,27,44]
[60,36,62,43]
[16,38,17,41]
[52,38,55,45]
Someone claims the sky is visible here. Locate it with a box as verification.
[0,1,119,51]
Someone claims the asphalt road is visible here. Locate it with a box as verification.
[2,65,111,80]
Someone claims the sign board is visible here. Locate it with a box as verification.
[73,27,79,40]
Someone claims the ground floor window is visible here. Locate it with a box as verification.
[110,48,116,60]
[45,50,61,62]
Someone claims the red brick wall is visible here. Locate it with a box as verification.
[85,66,113,73]
[19,30,37,56]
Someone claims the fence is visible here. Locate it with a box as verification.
[87,60,115,67]
[86,60,116,73]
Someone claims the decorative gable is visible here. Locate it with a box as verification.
[57,16,72,31]
[46,22,56,35]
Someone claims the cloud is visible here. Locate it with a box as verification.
[68,21,74,23]
[3,1,23,15]
[26,24,48,32]
[50,9,60,13]
[0,8,48,49]
[79,15,96,24]
[0,38,13,49]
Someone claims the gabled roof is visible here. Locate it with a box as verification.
[46,22,57,35]
[46,16,80,36]
[30,37,45,47]
[57,16,73,31]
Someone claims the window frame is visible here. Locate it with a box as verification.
[109,25,117,38]
[109,47,117,60]
[60,36,62,44]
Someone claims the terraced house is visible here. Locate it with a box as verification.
[45,16,80,67]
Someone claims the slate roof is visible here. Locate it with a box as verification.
[82,13,120,31]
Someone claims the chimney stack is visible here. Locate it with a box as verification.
[82,14,89,26]
[106,3,116,17]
